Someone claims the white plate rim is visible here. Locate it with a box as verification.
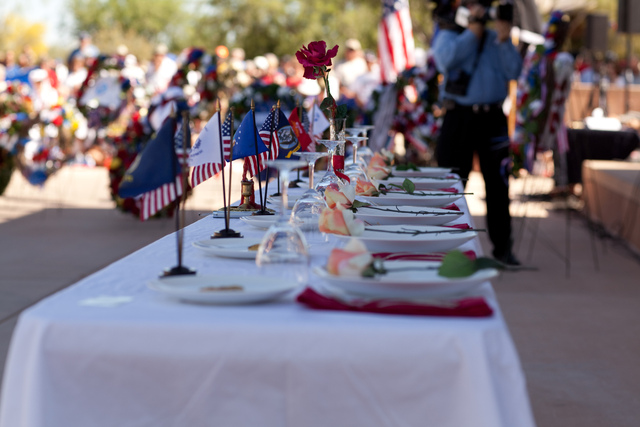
[192,238,262,259]
[148,275,297,304]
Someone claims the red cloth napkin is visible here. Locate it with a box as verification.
[371,250,477,262]
[438,187,459,193]
[442,203,460,211]
[445,223,471,229]
[297,287,493,317]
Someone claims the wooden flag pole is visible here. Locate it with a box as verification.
[217,101,229,231]
[164,108,195,276]
[263,103,277,198]
[292,100,303,186]
[250,99,267,214]
[227,109,235,225]
[212,104,242,239]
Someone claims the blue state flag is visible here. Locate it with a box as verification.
[119,115,180,198]
[232,110,268,160]
[269,109,299,159]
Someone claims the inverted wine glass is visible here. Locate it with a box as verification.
[291,151,329,244]
[356,125,375,164]
[344,136,369,182]
[256,159,310,286]
[315,139,344,194]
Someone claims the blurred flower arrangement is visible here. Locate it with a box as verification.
[511,11,571,177]
[107,109,147,217]
[367,59,441,164]
[229,83,298,120]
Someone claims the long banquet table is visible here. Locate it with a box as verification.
[0,190,536,427]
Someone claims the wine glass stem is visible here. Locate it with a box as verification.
[280,169,290,220]
[308,162,315,189]
[327,149,335,173]
[353,145,358,165]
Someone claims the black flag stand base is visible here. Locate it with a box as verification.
[162,265,197,277]
[212,227,243,239]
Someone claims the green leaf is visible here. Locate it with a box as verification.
[395,163,419,171]
[439,251,505,278]
[336,104,348,119]
[438,250,476,278]
[351,200,372,209]
[402,179,415,194]
[319,97,334,112]
[474,257,505,271]
[361,264,377,278]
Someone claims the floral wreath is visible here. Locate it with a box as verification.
[367,57,441,163]
[511,11,567,176]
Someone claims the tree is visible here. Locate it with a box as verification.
[68,0,192,60]
[191,0,433,59]
[0,14,48,57]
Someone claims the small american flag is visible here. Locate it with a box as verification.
[260,108,280,161]
[244,109,279,177]
[221,113,232,160]
[140,177,183,221]
[378,0,416,83]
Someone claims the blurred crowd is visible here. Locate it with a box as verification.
[573,49,640,86]
[0,34,388,164]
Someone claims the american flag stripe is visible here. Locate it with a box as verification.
[244,151,269,177]
[190,162,223,187]
[139,177,183,221]
[260,130,279,160]
[378,0,416,83]
[244,109,280,177]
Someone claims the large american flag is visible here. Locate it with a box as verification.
[190,113,232,187]
[244,109,280,177]
[378,0,416,83]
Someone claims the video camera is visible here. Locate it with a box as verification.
[431,0,513,29]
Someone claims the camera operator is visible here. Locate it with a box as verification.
[432,0,523,265]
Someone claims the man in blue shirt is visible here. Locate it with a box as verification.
[433,0,522,265]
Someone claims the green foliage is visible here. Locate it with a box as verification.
[438,250,504,278]
[402,178,415,194]
[0,14,47,56]
[68,0,190,59]
[196,0,433,58]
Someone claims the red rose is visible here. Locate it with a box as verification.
[295,41,339,80]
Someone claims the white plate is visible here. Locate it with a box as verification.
[148,275,297,304]
[380,177,461,191]
[268,194,302,209]
[334,224,477,253]
[240,214,279,230]
[391,167,453,178]
[192,238,263,259]
[359,192,463,208]
[313,261,498,298]
[355,205,464,226]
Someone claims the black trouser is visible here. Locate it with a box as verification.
[436,102,513,259]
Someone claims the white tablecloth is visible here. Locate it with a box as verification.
[0,193,536,427]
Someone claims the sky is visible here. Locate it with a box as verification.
[0,0,75,47]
